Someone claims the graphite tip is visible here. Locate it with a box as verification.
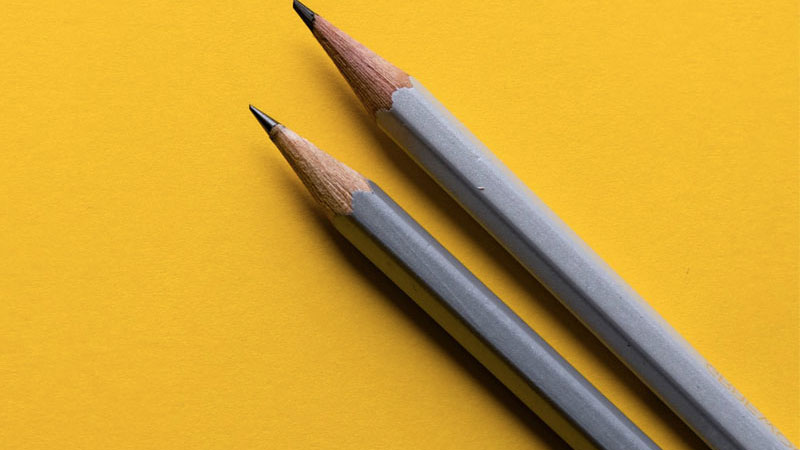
[292,0,316,30]
[249,105,279,133]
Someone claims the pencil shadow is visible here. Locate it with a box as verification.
[264,156,570,449]
[302,59,711,450]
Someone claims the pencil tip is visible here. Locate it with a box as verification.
[268,120,371,216]
[249,104,279,133]
[292,0,315,30]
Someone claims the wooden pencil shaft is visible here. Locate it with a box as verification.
[253,107,660,448]
[379,77,794,450]
[299,10,796,450]
[333,182,660,450]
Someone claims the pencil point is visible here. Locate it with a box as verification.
[300,10,411,114]
[249,104,279,133]
[269,123,371,216]
[292,0,315,30]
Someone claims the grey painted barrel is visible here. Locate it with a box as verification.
[333,183,661,450]
[374,77,794,450]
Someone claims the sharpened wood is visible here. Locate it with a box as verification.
[312,16,410,114]
[270,124,371,216]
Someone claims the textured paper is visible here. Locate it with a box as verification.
[0,0,797,448]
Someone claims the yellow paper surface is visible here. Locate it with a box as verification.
[1,0,797,448]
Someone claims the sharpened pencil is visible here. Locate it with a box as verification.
[290,3,796,450]
[249,105,661,450]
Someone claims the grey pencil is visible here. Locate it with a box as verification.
[290,3,797,450]
[249,105,661,450]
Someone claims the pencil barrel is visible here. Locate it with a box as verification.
[332,183,660,450]
[374,77,794,450]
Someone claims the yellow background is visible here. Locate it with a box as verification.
[1,0,797,448]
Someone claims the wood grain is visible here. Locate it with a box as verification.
[312,16,411,114]
[270,125,371,216]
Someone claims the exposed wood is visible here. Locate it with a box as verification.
[312,16,410,114]
[270,124,371,216]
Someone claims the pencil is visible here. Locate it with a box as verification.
[249,105,661,450]
[291,3,796,450]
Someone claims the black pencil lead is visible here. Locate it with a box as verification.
[292,0,316,30]
[249,105,279,133]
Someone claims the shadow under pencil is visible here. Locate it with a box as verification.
[265,157,570,449]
